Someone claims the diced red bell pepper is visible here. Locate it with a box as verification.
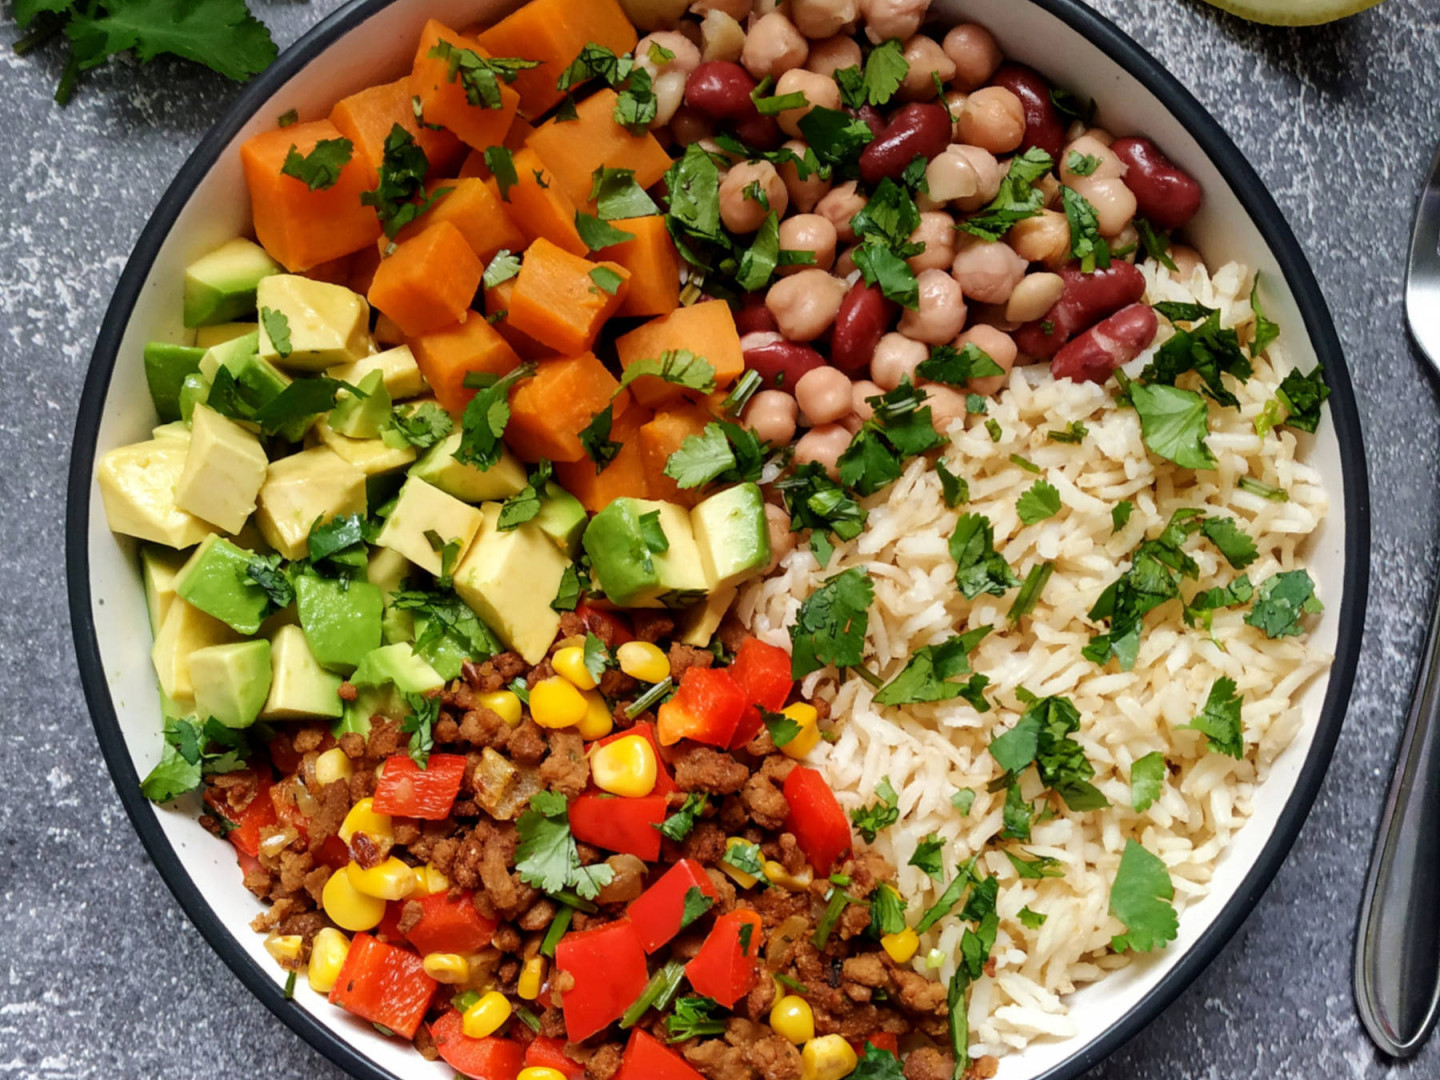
[727,637,794,749]
[685,909,763,1008]
[235,850,263,879]
[577,601,635,646]
[594,721,676,796]
[524,1037,585,1079]
[626,858,719,953]
[376,901,407,945]
[329,933,438,1039]
[315,833,352,870]
[372,753,467,819]
[783,766,852,876]
[205,768,275,859]
[404,890,499,956]
[556,919,650,1042]
[657,666,748,748]
[850,1033,900,1057]
[429,1011,525,1080]
[614,1029,706,1080]
[568,794,667,861]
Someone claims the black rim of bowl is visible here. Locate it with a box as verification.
[65,0,1371,1077]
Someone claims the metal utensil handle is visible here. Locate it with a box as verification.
[1356,582,1440,1057]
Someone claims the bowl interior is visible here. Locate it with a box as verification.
[70,1,1365,1078]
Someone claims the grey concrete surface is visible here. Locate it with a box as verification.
[1,0,1437,1076]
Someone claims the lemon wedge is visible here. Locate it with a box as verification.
[1201,0,1388,24]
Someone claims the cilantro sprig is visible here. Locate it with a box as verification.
[514,791,615,901]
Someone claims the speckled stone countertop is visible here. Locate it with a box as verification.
[1,1,1437,1076]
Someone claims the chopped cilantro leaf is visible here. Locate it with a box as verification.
[1108,839,1178,953]
[551,565,583,613]
[482,249,521,288]
[515,791,615,901]
[873,626,991,706]
[790,567,874,679]
[868,884,907,937]
[578,404,621,473]
[1249,273,1281,358]
[453,363,535,472]
[1019,906,1048,929]
[1016,479,1061,525]
[663,420,764,490]
[361,124,449,238]
[909,835,945,881]
[1275,366,1330,434]
[667,995,726,1042]
[485,146,518,200]
[1135,217,1179,272]
[1200,516,1258,569]
[916,342,1004,386]
[777,463,868,565]
[952,788,976,816]
[851,777,899,843]
[859,38,909,105]
[797,106,875,172]
[957,148,1053,242]
[721,838,765,880]
[1130,751,1166,812]
[400,691,439,768]
[1111,501,1134,532]
[589,265,624,295]
[575,212,636,251]
[259,307,291,359]
[1128,381,1215,470]
[590,165,660,220]
[614,349,715,396]
[1004,849,1065,879]
[637,510,669,554]
[679,886,715,930]
[657,795,710,845]
[1047,420,1088,444]
[761,707,802,748]
[427,41,537,108]
[936,459,968,507]
[1185,677,1244,758]
[1245,570,1321,639]
[1060,185,1111,273]
[1008,561,1054,623]
[949,513,1020,600]
[386,401,453,450]
[281,137,353,190]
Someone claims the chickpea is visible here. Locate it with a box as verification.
[775,69,841,138]
[906,211,956,273]
[1005,271,1065,324]
[764,503,798,573]
[924,385,969,433]
[777,140,832,213]
[1008,210,1072,266]
[1035,173,1062,210]
[765,270,847,341]
[899,268,967,345]
[805,35,863,77]
[651,70,690,128]
[791,0,858,40]
[870,332,927,390]
[925,145,980,204]
[898,35,954,100]
[795,366,854,426]
[690,0,751,17]
[699,136,743,167]
[719,160,788,234]
[668,106,714,146]
[1084,126,1116,147]
[942,23,1002,91]
[954,325,1017,395]
[953,145,1002,211]
[621,0,690,31]
[1169,244,1204,282]
[833,244,859,278]
[815,181,866,243]
[942,89,968,139]
[743,389,799,444]
[741,12,808,81]
[794,422,852,479]
[850,379,883,422]
[699,10,747,62]
[957,87,1025,155]
[636,31,701,78]
[778,213,838,274]
[1067,175,1137,237]
[951,237,1027,305]
[1059,134,1125,183]
[859,0,929,45]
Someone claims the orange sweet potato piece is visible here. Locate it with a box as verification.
[484,277,549,361]
[615,300,744,409]
[554,403,654,512]
[526,90,672,210]
[410,314,521,414]
[410,20,520,152]
[476,0,637,118]
[374,313,406,346]
[330,77,465,185]
[639,404,716,508]
[604,215,681,318]
[507,238,630,355]
[240,119,381,271]
[456,115,535,180]
[300,254,354,286]
[506,353,631,464]
[368,221,482,338]
[393,178,525,261]
[504,148,586,255]
[348,243,382,296]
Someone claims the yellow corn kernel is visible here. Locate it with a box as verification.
[589,733,658,798]
[518,1070,567,1080]
[517,956,546,1001]
[801,1034,859,1080]
[478,690,523,728]
[413,863,450,896]
[577,691,615,740]
[763,860,814,892]
[314,746,354,786]
[778,702,821,760]
[720,837,760,889]
[617,640,670,683]
[551,646,598,691]
[769,995,815,1044]
[264,933,303,966]
[461,990,513,1039]
[307,927,350,994]
[530,676,589,729]
[423,953,471,984]
[322,867,386,932]
[338,797,393,844]
[346,857,420,901]
[881,926,920,965]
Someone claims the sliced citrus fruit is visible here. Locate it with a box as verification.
[1201,0,1388,24]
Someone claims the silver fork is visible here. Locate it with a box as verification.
[1354,139,1440,1059]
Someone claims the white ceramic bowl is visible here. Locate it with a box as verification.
[66,1,1370,1077]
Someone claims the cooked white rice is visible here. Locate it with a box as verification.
[738,259,1331,1059]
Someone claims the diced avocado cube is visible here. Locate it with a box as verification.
[295,574,383,674]
[351,643,444,695]
[328,369,392,440]
[410,432,527,503]
[199,331,260,379]
[256,275,370,372]
[409,614,466,680]
[141,545,189,636]
[261,624,344,720]
[98,438,215,550]
[184,238,282,328]
[691,482,772,590]
[151,421,191,444]
[144,342,205,422]
[173,534,273,635]
[174,405,269,535]
[335,684,404,738]
[678,584,739,647]
[331,345,427,401]
[454,503,569,665]
[178,373,211,424]
[205,339,322,444]
[191,639,272,728]
[194,322,258,349]
[151,599,239,703]
[534,482,588,557]
[636,499,709,607]
[369,546,415,645]
[376,476,485,577]
[582,497,707,608]
[255,445,367,560]
[312,417,417,477]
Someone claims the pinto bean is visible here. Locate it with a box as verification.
[899,268,967,345]
[685,60,759,118]
[943,23,1003,91]
[859,102,952,185]
[954,325,1017,396]
[741,332,827,390]
[1051,302,1159,383]
[1109,136,1203,231]
[1013,262,1147,359]
[951,237,1028,305]
[831,280,896,372]
[989,64,1067,162]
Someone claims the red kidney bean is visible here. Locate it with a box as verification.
[855,105,886,138]
[1110,136,1203,231]
[685,61,760,120]
[831,281,897,373]
[735,293,779,335]
[989,64,1067,163]
[734,112,785,150]
[742,333,828,391]
[859,103,951,185]
[1052,303,1159,383]
[1014,263,1147,359]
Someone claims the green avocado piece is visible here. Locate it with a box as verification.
[173,534,273,635]
[144,343,206,423]
[534,482,588,557]
[295,574,383,674]
[261,624,344,720]
[582,498,660,608]
[329,369,392,440]
[410,432,528,503]
[334,684,404,739]
[199,331,260,379]
[351,643,445,694]
[190,639,272,728]
[178,372,212,424]
[184,238,283,328]
[410,614,468,680]
[691,482,772,589]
